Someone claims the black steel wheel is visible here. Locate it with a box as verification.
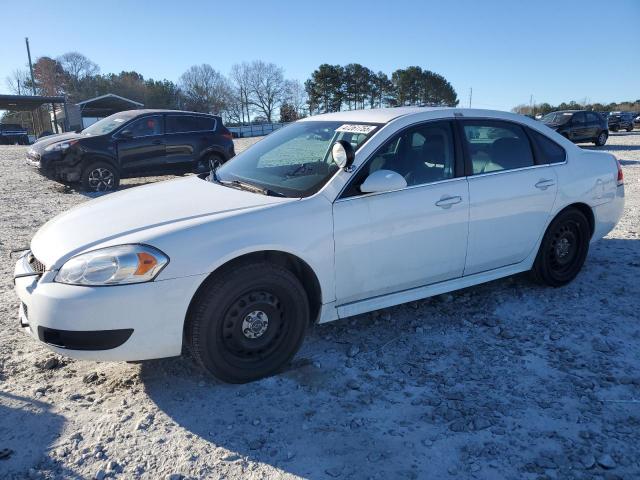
[186,262,309,383]
[531,208,590,287]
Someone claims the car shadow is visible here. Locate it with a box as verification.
[141,236,640,478]
[0,391,81,479]
[582,144,640,152]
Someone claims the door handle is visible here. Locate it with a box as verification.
[535,179,555,190]
[435,195,462,208]
[151,139,163,145]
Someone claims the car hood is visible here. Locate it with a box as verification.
[31,176,294,269]
[31,132,85,151]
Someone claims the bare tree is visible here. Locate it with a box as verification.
[179,64,231,114]
[283,79,307,118]
[5,69,31,94]
[230,62,252,124]
[247,61,286,123]
[58,52,99,83]
[58,52,99,98]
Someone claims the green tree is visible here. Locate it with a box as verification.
[305,64,344,113]
[343,63,372,110]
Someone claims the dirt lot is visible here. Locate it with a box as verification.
[1,133,639,480]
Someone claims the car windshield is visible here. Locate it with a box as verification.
[213,121,379,197]
[82,111,139,136]
[542,112,573,125]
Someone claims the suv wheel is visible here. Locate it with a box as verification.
[594,131,608,146]
[626,126,633,132]
[195,153,224,174]
[81,161,120,192]
[531,208,590,287]
[186,262,309,383]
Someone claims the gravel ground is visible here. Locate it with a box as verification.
[0,133,639,480]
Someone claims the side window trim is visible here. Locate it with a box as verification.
[456,118,539,176]
[338,119,463,200]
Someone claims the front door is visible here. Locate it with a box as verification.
[333,121,469,305]
[116,114,166,174]
[459,120,558,275]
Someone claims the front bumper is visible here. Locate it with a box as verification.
[25,149,82,182]
[14,253,207,361]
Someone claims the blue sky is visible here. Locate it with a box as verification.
[1,0,638,110]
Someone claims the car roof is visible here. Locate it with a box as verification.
[125,109,218,117]
[299,106,450,124]
[299,106,552,127]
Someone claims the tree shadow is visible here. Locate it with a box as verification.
[0,391,81,479]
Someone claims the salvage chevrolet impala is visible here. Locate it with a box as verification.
[14,107,625,383]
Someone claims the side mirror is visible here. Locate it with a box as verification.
[360,170,407,194]
[331,140,355,170]
[119,129,133,139]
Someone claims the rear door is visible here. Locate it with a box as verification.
[460,120,558,275]
[569,112,589,141]
[164,114,217,171]
[585,112,601,139]
[116,114,166,174]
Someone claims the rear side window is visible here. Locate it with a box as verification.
[166,115,215,133]
[586,112,600,123]
[528,129,566,164]
[461,121,534,174]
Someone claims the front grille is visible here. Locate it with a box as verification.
[27,252,46,274]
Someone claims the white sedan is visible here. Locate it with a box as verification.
[14,107,625,383]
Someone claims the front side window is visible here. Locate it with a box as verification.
[166,115,215,133]
[125,115,163,137]
[341,121,456,198]
[462,121,534,174]
[586,112,600,124]
[214,121,378,197]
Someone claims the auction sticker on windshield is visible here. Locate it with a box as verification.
[336,124,377,134]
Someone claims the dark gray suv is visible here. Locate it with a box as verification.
[26,110,235,191]
[541,110,609,146]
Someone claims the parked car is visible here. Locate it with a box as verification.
[607,112,635,132]
[0,123,29,145]
[634,114,640,128]
[14,107,624,383]
[541,110,609,146]
[25,110,235,192]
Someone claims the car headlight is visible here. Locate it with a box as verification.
[55,245,169,286]
[45,140,78,152]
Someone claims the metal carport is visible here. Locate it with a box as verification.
[0,94,68,136]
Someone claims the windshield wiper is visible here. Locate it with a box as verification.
[221,179,286,197]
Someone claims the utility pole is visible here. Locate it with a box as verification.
[468,87,472,108]
[25,37,36,95]
[530,94,534,115]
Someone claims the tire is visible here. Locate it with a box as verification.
[81,161,120,192]
[531,208,591,287]
[611,126,619,132]
[626,126,633,132]
[195,152,224,174]
[186,262,309,383]
[594,131,608,146]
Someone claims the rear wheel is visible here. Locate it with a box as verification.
[626,126,633,132]
[531,208,590,287]
[594,131,608,146]
[81,161,120,192]
[186,262,309,383]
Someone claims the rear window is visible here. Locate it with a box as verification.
[166,115,215,133]
[528,129,566,164]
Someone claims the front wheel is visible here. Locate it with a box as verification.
[186,262,309,383]
[531,208,590,287]
[194,153,224,174]
[594,131,608,146]
[81,161,120,192]
[626,126,633,132]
